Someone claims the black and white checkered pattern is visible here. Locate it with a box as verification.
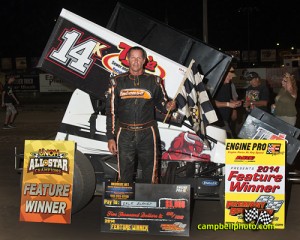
[244,208,259,222]
[256,195,274,203]
[258,211,273,225]
[256,195,283,213]
[176,60,218,139]
[58,153,65,158]
[265,200,284,212]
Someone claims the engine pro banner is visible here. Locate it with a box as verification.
[19,140,75,224]
[224,139,285,229]
[37,9,186,100]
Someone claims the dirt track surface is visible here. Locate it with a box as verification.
[1,107,300,240]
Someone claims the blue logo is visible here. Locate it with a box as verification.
[202,180,219,186]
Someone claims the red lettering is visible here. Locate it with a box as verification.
[165,200,173,208]
[235,156,255,160]
[174,200,185,208]
[230,207,244,215]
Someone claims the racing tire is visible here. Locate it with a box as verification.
[219,176,225,212]
[71,150,96,214]
[161,162,179,184]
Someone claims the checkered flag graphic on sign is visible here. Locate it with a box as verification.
[256,195,283,213]
[258,211,273,225]
[176,60,218,140]
[265,200,284,212]
[266,143,274,154]
[256,195,274,203]
[58,153,65,158]
[244,208,259,222]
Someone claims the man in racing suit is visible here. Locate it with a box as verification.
[106,46,176,184]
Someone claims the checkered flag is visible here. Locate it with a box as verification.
[58,153,65,158]
[32,152,39,158]
[265,200,284,212]
[244,208,259,222]
[256,195,283,213]
[176,59,218,140]
[257,211,273,225]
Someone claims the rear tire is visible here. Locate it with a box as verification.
[219,176,225,211]
[161,162,179,184]
[71,150,96,214]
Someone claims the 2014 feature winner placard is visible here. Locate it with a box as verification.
[19,140,75,224]
[102,183,190,236]
[224,139,285,229]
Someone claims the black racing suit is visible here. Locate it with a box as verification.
[106,72,169,183]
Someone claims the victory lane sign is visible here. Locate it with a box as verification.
[19,140,75,224]
[224,139,285,229]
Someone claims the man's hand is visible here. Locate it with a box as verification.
[243,100,251,108]
[166,100,176,112]
[229,100,242,108]
[108,139,117,155]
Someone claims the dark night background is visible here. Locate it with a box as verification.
[0,0,299,57]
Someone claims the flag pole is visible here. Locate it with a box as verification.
[163,59,195,123]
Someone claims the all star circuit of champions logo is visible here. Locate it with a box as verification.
[27,148,69,175]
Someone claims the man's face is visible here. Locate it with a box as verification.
[128,49,146,74]
[224,67,236,84]
[249,78,260,87]
[8,77,15,84]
